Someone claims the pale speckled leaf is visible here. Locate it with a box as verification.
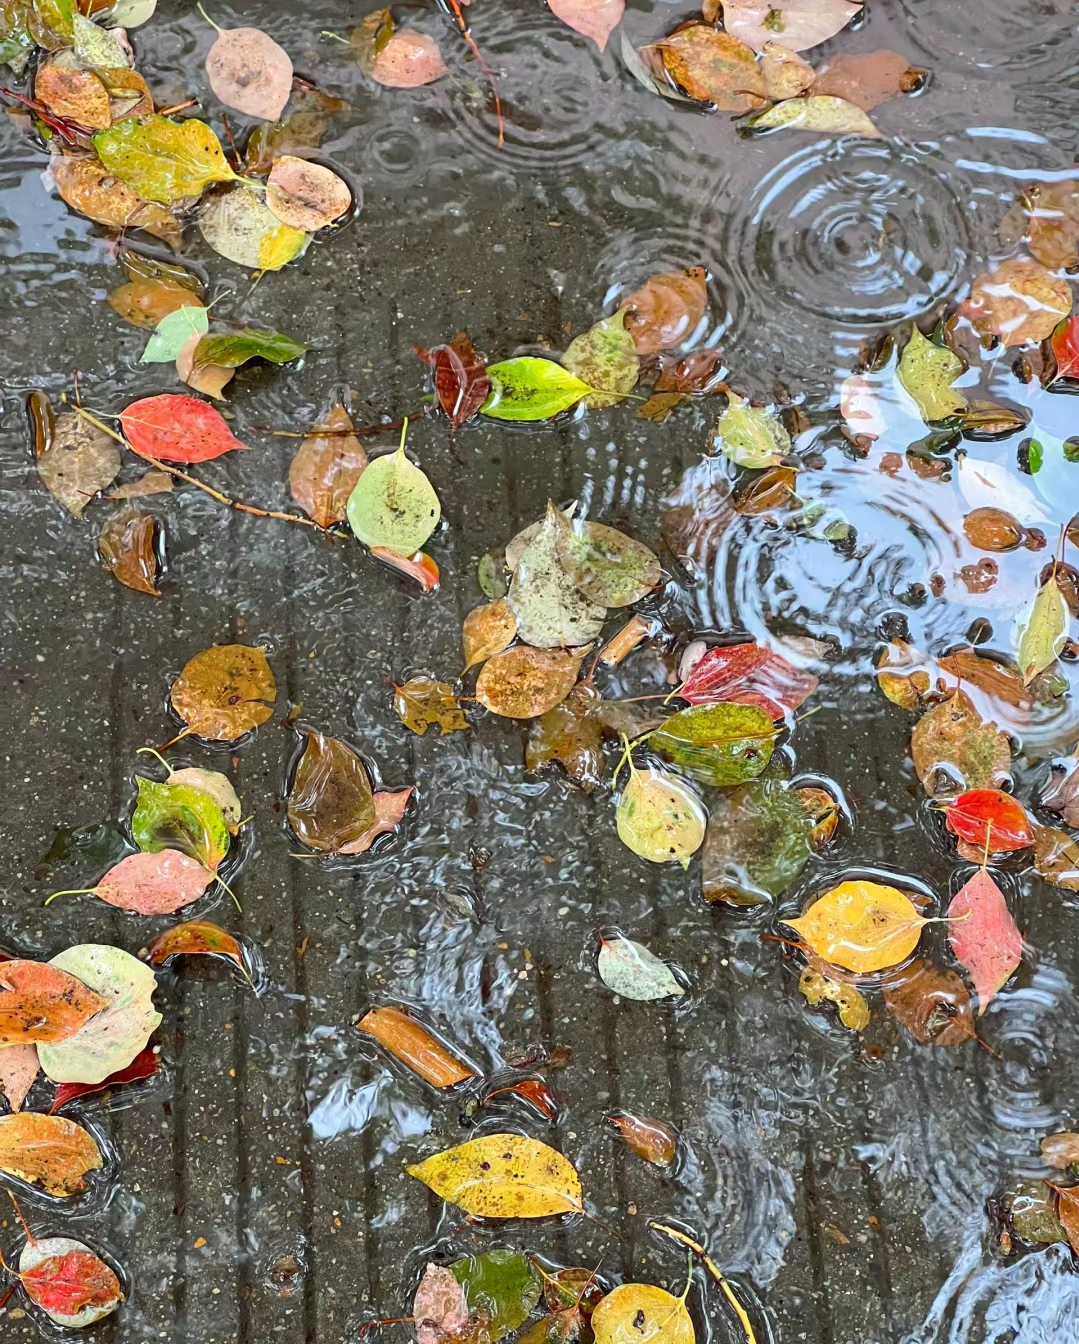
[745,94,880,137]
[615,766,705,869]
[266,155,352,231]
[406,1134,583,1218]
[597,932,686,998]
[38,412,121,517]
[199,184,310,271]
[897,326,967,422]
[110,0,158,26]
[720,0,862,53]
[712,393,790,468]
[346,442,440,557]
[72,12,130,67]
[561,312,639,410]
[205,23,293,122]
[548,0,624,51]
[552,510,660,607]
[141,304,208,363]
[510,502,607,648]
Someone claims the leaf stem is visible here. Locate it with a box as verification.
[196,2,223,33]
[136,746,175,775]
[43,887,96,906]
[648,1221,759,1344]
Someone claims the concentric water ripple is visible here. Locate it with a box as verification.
[888,0,1079,79]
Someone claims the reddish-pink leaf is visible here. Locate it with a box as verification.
[414,332,489,428]
[1051,316,1079,381]
[548,0,625,51]
[370,548,440,592]
[338,788,413,854]
[50,1047,159,1114]
[945,789,1033,854]
[372,30,447,87]
[51,850,215,915]
[678,642,818,718]
[22,1244,123,1323]
[947,868,1022,1014]
[120,394,251,463]
[0,1044,39,1112]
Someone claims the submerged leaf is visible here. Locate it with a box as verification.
[476,646,583,718]
[615,765,705,869]
[964,259,1072,347]
[621,267,707,354]
[654,24,765,111]
[394,677,469,735]
[0,1044,39,1113]
[289,402,367,528]
[553,512,661,608]
[1017,574,1070,684]
[463,598,517,671]
[882,960,975,1046]
[759,41,815,99]
[204,20,293,122]
[108,276,202,330]
[413,1264,469,1344]
[451,1250,542,1341]
[170,643,276,741]
[592,1284,694,1344]
[93,114,237,204]
[38,411,121,517]
[287,731,375,852]
[358,1005,475,1088]
[266,154,351,231]
[338,788,413,854]
[525,683,603,789]
[19,1235,123,1328]
[140,303,208,363]
[99,509,159,596]
[52,155,182,248]
[0,1113,102,1196]
[415,331,489,428]
[701,779,818,907]
[406,1134,583,1218]
[745,94,880,137]
[713,393,791,468]
[947,868,1022,1012]
[910,690,1011,799]
[651,702,775,786]
[799,965,871,1031]
[199,183,310,271]
[346,441,440,557]
[605,1111,678,1166]
[812,49,924,110]
[783,880,926,974]
[510,503,607,648]
[352,10,448,87]
[1032,823,1079,893]
[121,393,249,463]
[561,311,639,409]
[482,358,593,421]
[897,327,967,422]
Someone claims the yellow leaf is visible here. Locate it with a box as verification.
[405,1133,582,1218]
[782,880,926,973]
[798,966,871,1031]
[593,1284,695,1344]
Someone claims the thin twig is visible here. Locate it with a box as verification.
[445,0,504,146]
[648,1221,759,1344]
[157,98,199,117]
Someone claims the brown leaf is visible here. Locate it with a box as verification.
[38,410,121,517]
[35,63,111,129]
[357,1006,476,1088]
[659,456,734,571]
[463,598,517,672]
[170,644,277,741]
[412,1263,468,1344]
[101,67,155,121]
[287,731,375,853]
[875,638,933,711]
[636,391,684,423]
[812,49,925,112]
[605,1110,678,1166]
[653,25,766,111]
[1033,823,1079,892]
[962,507,1025,552]
[52,154,182,249]
[599,614,658,668]
[98,509,159,596]
[338,788,412,854]
[148,920,246,973]
[653,348,727,394]
[107,278,202,329]
[394,677,469,735]
[909,689,1012,798]
[0,961,109,1046]
[289,403,367,528]
[1043,1133,1079,1170]
[799,785,839,849]
[936,648,1032,710]
[415,332,490,428]
[0,1113,103,1196]
[1014,180,1079,271]
[525,683,604,789]
[0,1045,39,1113]
[735,466,800,515]
[882,960,976,1046]
[1043,758,1079,828]
[476,646,583,719]
[1052,1184,1079,1257]
[963,258,1072,347]
[621,267,708,354]
[107,469,174,499]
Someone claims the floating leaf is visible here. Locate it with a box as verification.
[621,267,707,354]
[720,0,862,52]
[910,690,1011,799]
[798,965,871,1031]
[480,1078,562,1123]
[265,154,351,231]
[289,403,367,528]
[760,40,815,98]
[549,0,624,50]
[394,677,469,735]
[287,731,375,852]
[963,259,1072,347]
[121,393,249,463]
[463,598,517,671]
[482,358,593,421]
[110,0,157,24]
[945,789,1032,856]
[599,614,657,668]
[525,683,603,790]
[553,512,660,608]
[203,15,293,121]
[415,331,489,428]
[592,1284,694,1344]
[38,410,120,517]
[957,454,1050,526]
[1032,823,1079,893]
[897,326,967,422]
[346,437,440,557]
[372,548,440,591]
[98,509,159,596]
[140,303,208,363]
[615,764,705,869]
[1011,181,1079,271]
[651,702,775,786]
[164,766,242,828]
[72,10,128,66]
[653,24,765,111]
[882,960,975,1046]
[242,87,348,172]
[678,641,817,718]
[605,1111,677,1166]
[413,1264,469,1344]
[712,393,791,469]
[1017,573,1070,684]
[170,644,276,741]
[0,1113,102,1196]
[18,1235,123,1328]
[93,114,237,204]
[783,880,926,974]
[0,961,107,1046]
[452,1251,542,1341]
[199,183,310,271]
[52,153,183,248]
[48,849,214,914]
[352,9,448,87]
[35,61,111,128]
[812,49,924,110]
[337,788,412,855]
[510,503,607,647]
[561,312,640,410]
[947,868,1022,1012]
[0,1045,38,1112]
[191,327,306,372]
[962,507,1026,553]
[406,1133,583,1218]
[936,649,1032,710]
[147,920,245,972]
[1052,316,1079,381]
[700,780,821,907]
[179,327,231,398]
[108,277,202,330]
[476,646,583,719]
[1042,1132,1079,1170]
[745,94,880,137]
[132,776,229,872]
[358,1005,475,1088]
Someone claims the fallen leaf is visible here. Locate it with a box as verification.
[754,40,813,98]
[962,507,1026,553]
[700,779,820,906]
[0,1113,102,1195]
[745,94,881,137]
[52,154,183,247]
[525,683,603,790]
[358,1005,475,1088]
[561,311,640,409]
[947,868,1022,1012]
[910,690,1011,798]
[678,641,817,718]
[162,766,241,829]
[100,66,154,121]
[1032,822,1079,892]
[1017,573,1070,684]
[1008,1181,1069,1247]
[265,154,351,231]
[658,457,734,570]
[108,277,202,329]
[945,789,1032,856]
[1013,181,1079,271]
[799,965,871,1030]
[510,503,607,647]
[371,548,441,591]
[406,1133,583,1218]
[203,17,293,121]
[481,1077,562,1122]
[963,259,1072,347]
[1051,1185,1079,1257]
[935,649,1032,710]
[170,644,276,741]
[452,1250,542,1341]
[592,1284,694,1344]
[651,701,775,786]
[49,1051,158,1116]
[463,598,518,672]
[621,267,707,354]
[477,646,583,718]
[175,345,231,412]
[653,24,765,110]
[93,113,237,204]
[1042,1132,1079,1170]
[120,393,249,463]
[415,332,489,428]
[605,1111,678,1166]
[553,512,660,608]
[1042,757,1079,828]
[140,303,208,363]
[18,1235,123,1328]
[0,1045,39,1112]
[132,776,229,871]
[507,506,575,573]
[289,402,367,528]
[812,48,924,110]
[882,960,975,1045]
[783,880,927,974]
[0,962,107,1046]
[346,438,440,557]
[352,10,448,87]
[413,1264,469,1344]
[549,0,624,51]
[199,182,310,271]
[713,393,791,468]
[394,677,469,735]
[72,10,129,67]
[111,0,157,26]
[242,86,347,172]
[615,762,705,869]
[287,730,375,852]
[957,454,1050,526]
[48,849,214,914]
[38,410,121,517]
[191,327,305,372]
[147,921,246,972]
[98,508,159,596]
[482,358,592,421]
[35,62,111,128]
[897,326,967,421]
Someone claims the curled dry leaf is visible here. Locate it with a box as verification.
[0,1045,40,1113]
[799,965,871,1031]
[199,183,310,271]
[525,683,604,790]
[346,440,441,558]
[947,868,1022,1013]
[38,410,121,517]
[1032,823,1079,893]
[394,677,469,735]
[415,331,489,428]
[338,788,412,854]
[510,504,607,647]
[597,931,685,1000]
[549,0,624,51]
[99,508,159,595]
[406,1133,583,1218]
[170,643,276,741]
[0,1113,103,1196]
[592,1284,694,1344]
[600,614,659,667]
[615,762,705,869]
[52,155,182,249]
[413,1264,468,1344]
[812,49,926,111]
[882,960,975,1046]
[910,689,1011,799]
[121,393,249,463]
[963,259,1072,347]
[204,19,293,121]
[621,267,707,354]
[745,95,881,138]
[266,155,352,232]
[49,849,214,914]
[287,730,375,852]
[289,403,367,529]
[147,920,245,972]
[654,25,765,111]
[358,1005,476,1088]
[605,1111,678,1166]
[561,311,640,409]
[783,880,927,974]
[476,646,583,719]
[18,1235,123,1328]
[0,961,108,1046]
[463,598,518,672]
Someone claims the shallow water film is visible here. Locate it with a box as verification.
[2,1,1079,1343]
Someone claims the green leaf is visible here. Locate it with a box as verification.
[1065,440,1079,464]
[94,115,238,206]
[199,183,310,272]
[140,305,208,363]
[561,312,640,410]
[451,1251,542,1343]
[346,441,441,557]
[897,326,967,423]
[131,776,230,872]
[477,550,507,600]
[73,11,130,67]
[744,94,881,138]
[713,393,791,468]
[508,501,606,648]
[701,780,815,907]
[482,357,593,421]
[552,509,661,607]
[615,763,706,868]
[1029,438,1045,473]
[192,328,306,371]
[1017,574,1070,685]
[651,702,775,786]
[1,0,72,69]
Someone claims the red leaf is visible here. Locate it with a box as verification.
[414,332,489,428]
[945,789,1033,854]
[678,642,818,718]
[50,1047,159,1114]
[120,394,250,463]
[947,868,1022,1013]
[23,1247,122,1319]
[1051,315,1079,381]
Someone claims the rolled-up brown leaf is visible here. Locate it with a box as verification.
[358,1006,476,1088]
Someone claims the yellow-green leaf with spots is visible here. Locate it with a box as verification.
[406,1133,583,1218]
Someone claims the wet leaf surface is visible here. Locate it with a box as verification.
[549,0,624,50]
[592,1284,694,1344]
[947,867,1022,1012]
[945,789,1032,856]
[654,25,765,112]
[357,1005,475,1088]
[132,775,230,871]
[140,303,208,363]
[108,277,202,330]
[621,267,707,354]
[701,779,818,906]
[204,20,293,122]
[882,960,975,1045]
[597,931,685,998]
[897,326,967,422]
[147,920,245,972]
[451,1250,542,1341]
[199,183,310,271]
[19,1235,123,1328]
[287,731,375,852]
[678,641,817,717]
[745,94,880,137]
[510,504,607,648]
[93,114,237,204]
[54,848,214,913]
[346,438,440,557]
[482,358,593,421]
[561,311,639,409]
[713,393,791,468]
[463,598,518,671]
[38,410,121,517]
[415,331,489,428]
[651,701,775,786]
[553,514,660,609]
[1032,823,1079,892]
[394,676,469,735]
[525,683,604,789]
[170,643,276,741]
[910,690,1012,798]
[799,963,871,1030]
[121,393,249,462]
[605,1110,678,1166]
[963,258,1072,346]
[812,49,925,110]
[0,1044,40,1112]
[52,155,182,248]
[1017,573,1069,684]
[1042,757,1079,828]
[289,402,367,528]
[338,787,412,854]
[615,761,705,868]
[406,1134,583,1218]
[721,0,862,52]
[784,880,926,974]
[0,960,108,1046]
[264,154,350,231]
[0,1113,103,1195]
[352,8,448,87]
[99,508,159,595]
[413,1264,468,1344]
[49,1046,158,1114]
